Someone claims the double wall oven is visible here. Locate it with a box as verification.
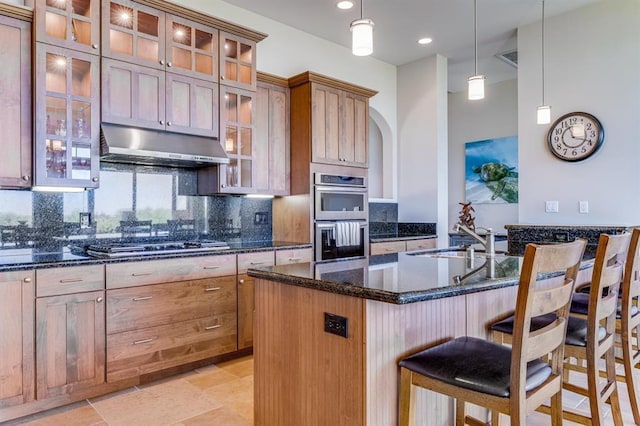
[314,173,368,261]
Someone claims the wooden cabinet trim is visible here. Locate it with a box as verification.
[288,71,377,98]
[0,3,33,22]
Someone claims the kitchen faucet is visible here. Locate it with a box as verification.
[454,222,495,257]
[452,259,496,285]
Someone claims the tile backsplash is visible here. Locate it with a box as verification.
[368,202,436,237]
[0,163,272,251]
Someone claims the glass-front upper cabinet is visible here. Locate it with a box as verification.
[101,0,165,70]
[219,31,256,90]
[34,0,100,54]
[219,86,255,193]
[34,43,100,189]
[166,14,218,81]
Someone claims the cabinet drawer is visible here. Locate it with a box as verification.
[370,241,406,255]
[107,276,236,334]
[106,254,236,289]
[106,312,237,382]
[238,251,274,274]
[36,265,104,297]
[275,248,313,265]
[405,238,436,252]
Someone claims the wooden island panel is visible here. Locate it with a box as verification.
[254,278,365,426]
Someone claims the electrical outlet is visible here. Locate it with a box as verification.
[545,201,559,213]
[79,212,91,229]
[324,312,348,338]
[579,201,589,214]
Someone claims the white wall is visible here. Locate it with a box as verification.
[397,54,448,246]
[448,79,518,233]
[518,0,640,225]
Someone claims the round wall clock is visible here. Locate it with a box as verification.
[546,112,604,162]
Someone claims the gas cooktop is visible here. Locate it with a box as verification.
[85,240,230,258]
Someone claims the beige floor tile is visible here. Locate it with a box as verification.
[87,386,139,403]
[173,407,251,426]
[91,379,221,426]
[136,370,199,390]
[186,367,243,391]
[12,403,106,426]
[216,356,254,379]
[203,375,253,404]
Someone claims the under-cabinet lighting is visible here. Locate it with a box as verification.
[32,186,86,193]
[245,194,274,199]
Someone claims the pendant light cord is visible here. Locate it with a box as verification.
[360,0,364,20]
[541,0,545,104]
[474,0,478,75]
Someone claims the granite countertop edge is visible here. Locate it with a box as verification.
[247,267,523,305]
[0,242,312,273]
[369,234,437,243]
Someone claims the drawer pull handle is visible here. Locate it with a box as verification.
[96,296,103,303]
[205,324,221,330]
[133,338,154,345]
[203,266,221,270]
[132,272,153,277]
[205,287,221,292]
[288,257,302,262]
[250,261,265,265]
[133,296,153,301]
[60,278,83,283]
[239,279,245,284]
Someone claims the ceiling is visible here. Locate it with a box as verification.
[223,0,601,92]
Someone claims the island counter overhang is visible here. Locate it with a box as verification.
[248,252,593,425]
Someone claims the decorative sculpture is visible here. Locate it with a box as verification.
[458,202,476,231]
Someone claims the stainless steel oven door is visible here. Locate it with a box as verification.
[315,221,369,261]
[314,186,368,221]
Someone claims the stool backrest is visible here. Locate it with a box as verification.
[589,233,631,342]
[510,239,586,400]
[622,229,640,326]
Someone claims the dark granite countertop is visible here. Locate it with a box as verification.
[369,233,437,243]
[248,250,594,305]
[0,241,312,272]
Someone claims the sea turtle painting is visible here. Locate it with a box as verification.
[472,162,519,203]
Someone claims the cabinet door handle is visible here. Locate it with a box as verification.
[133,296,153,301]
[22,175,30,181]
[221,75,225,80]
[159,60,165,65]
[92,177,99,183]
[167,121,172,126]
[96,296,103,303]
[132,272,153,277]
[60,278,83,283]
[92,43,98,49]
[203,265,220,270]
[24,277,32,283]
[205,287,221,292]
[133,338,154,345]
[167,61,172,67]
[250,261,265,265]
[159,120,164,125]
[205,324,221,331]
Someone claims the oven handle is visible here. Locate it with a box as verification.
[316,222,368,229]
[315,185,367,193]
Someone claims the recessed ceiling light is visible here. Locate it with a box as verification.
[418,37,433,45]
[337,1,354,10]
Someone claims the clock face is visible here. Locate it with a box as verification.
[547,112,604,162]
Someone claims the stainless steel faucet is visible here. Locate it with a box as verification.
[454,222,495,257]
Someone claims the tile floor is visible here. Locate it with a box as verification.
[4,355,638,425]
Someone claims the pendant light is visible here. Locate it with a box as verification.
[467,0,485,100]
[537,0,551,124]
[351,0,374,56]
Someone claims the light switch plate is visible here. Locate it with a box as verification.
[545,201,559,213]
[579,201,589,214]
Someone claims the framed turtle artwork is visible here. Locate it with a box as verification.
[464,135,518,204]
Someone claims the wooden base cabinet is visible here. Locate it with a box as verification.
[35,290,105,400]
[0,271,35,409]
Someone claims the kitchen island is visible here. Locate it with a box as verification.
[248,250,591,425]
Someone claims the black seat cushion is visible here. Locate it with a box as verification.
[571,290,637,319]
[399,336,552,398]
[491,313,605,347]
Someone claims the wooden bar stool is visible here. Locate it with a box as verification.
[492,233,630,425]
[398,239,586,426]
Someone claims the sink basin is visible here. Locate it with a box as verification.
[407,248,506,259]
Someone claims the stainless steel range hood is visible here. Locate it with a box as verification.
[100,123,229,168]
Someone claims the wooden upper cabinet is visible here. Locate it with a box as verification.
[255,73,290,196]
[220,31,256,90]
[36,289,105,399]
[0,270,35,409]
[166,14,218,81]
[34,0,100,54]
[34,43,101,189]
[0,12,32,188]
[166,73,219,137]
[102,0,166,70]
[288,71,377,172]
